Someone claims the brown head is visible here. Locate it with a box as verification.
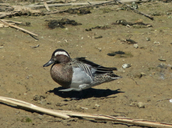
[43,49,71,67]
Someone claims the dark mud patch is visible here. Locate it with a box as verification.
[46,18,82,29]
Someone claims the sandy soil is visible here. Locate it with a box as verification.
[1,1,172,127]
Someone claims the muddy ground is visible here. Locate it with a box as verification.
[1,1,172,127]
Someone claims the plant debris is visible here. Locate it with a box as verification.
[0,5,42,19]
[158,58,166,62]
[94,35,103,39]
[117,1,154,20]
[101,7,114,13]
[151,12,163,16]
[65,8,91,15]
[112,19,152,28]
[119,38,138,44]
[47,18,82,29]
[0,19,38,39]
[107,51,133,58]
[1,96,172,128]
[85,25,111,31]
[0,5,14,12]
[107,51,125,56]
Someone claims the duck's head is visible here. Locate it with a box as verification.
[43,49,71,67]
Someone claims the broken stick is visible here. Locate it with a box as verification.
[0,96,69,119]
[117,0,154,20]
[0,96,172,128]
[0,20,38,38]
[44,1,50,11]
[44,0,117,15]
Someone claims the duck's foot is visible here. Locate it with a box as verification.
[59,88,82,92]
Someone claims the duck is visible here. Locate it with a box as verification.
[43,49,122,92]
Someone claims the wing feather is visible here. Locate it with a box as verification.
[75,57,117,73]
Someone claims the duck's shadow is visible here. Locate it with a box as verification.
[47,87,124,99]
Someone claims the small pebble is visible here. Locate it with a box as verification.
[154,41,160,44]
[137,102,145,108]
[129,102,137,107]
[140,72,146,77]
[169,99,172,103]
[95,36,103,39]
[146,37,150,41]
[63,98,71,101]
[158,58,166,62]
[133,44,138,48]
[81,107,88,110]
[95,104,100,107]
[122,64,131,69]
[31,44,39,48]
[97,48,102,52]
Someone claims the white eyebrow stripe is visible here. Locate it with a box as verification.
[54,51,69,57]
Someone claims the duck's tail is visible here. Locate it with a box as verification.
[110,74,122,80]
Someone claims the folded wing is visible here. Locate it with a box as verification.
[75,57,117,74]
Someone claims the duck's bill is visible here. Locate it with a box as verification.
[43,59,54,67]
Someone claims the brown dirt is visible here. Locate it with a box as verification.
[1,1,172,127]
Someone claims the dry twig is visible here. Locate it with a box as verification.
[0,20,38,38]
[2,19,22,24]
[43,1,50,11]
[0,6,41,19]
[0,96,69,119]
[117,0,154,20]
[41,0,153,21]
[0,96,172,128]
[0,12,20,19]
[45,1,117,15]
[27,1,116,9]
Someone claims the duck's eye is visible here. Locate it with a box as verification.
[54,51,69,57]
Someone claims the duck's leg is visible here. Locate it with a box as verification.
[78,84,92,90]
[59,88,82,92]
[59,84,91,92]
